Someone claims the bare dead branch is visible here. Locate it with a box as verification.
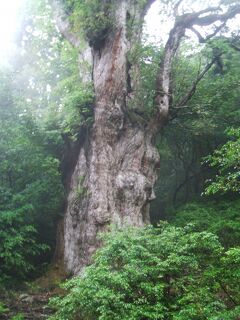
[193,6,221,18]
[154,3,240,127]
[179,6,221,27]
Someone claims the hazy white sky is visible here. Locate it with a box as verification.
[0,0,24,64]
[144,0,171,44]
[0,0,239,64]
[2,0,165,64]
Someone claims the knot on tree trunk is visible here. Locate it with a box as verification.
[115,171,153,223]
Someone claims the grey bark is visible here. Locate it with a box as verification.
[53,0,240,275]
[55,0,160,274]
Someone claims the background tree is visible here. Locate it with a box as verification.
[151,38,240,221]
[0,56,65,285]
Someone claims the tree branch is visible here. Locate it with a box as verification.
[51,0,80,48]
[218,280,238,306]
[176,54,222,108]
[189,27,205,42]
[230,43,240,51]
[205,21,227,40]
[141,0,157,18]
[190,21,227,43]
[173,0,184,17]
[151,3,240,131]
[192,4,240,27]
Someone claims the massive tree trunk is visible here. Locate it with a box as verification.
[53,0,240,275]
[56,0,160,274]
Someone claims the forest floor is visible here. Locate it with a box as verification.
[0,264,67,320]
[0,291,53,320]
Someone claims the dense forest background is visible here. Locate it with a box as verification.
[0,0,239,319]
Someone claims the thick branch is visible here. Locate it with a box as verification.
[191,4,240,27]
[173,0,184,17]
[153,3,240,129]
[144,0,157,8]
[142,0,157,16]
[189,27,205,42]
[51,0,80,47]
[155,24,185,122]
[190,21,227,43]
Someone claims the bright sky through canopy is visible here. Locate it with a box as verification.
[0,0,239,65]
[0,0,24,65]
[0,0,167,64]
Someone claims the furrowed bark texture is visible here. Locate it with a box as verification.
[55,0,240,274]
[63,1,160,274]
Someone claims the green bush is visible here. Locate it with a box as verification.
[204,128,240,195]
[0,205,48,285]
[172,200,240,248]
[0,69,65,285]
[0,302,9,314]
[49,223,239,320]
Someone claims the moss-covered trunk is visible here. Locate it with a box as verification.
[54,0,160,274]
[52,0,240,274]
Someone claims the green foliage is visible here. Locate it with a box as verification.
[63,0,115,47]
[127,43,163,119]
[16,0,94,140]
[0,205,48,284]
[49,224,239,320]
[0,67,65,285]
[172,200,240,248]
[55,77,94,138]
[151,39,240,218]
[11,313,25,320]
[0,0,97,285]
[204,128,240,195]
[0,302,9,314]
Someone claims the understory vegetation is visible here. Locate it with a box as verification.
[0,0,240,319]
[49,224,240,320]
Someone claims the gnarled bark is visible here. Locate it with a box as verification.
[53,0,240,274]
[55,0,161,274]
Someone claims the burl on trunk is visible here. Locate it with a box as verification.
[53,0,240,274]
[57,0,160,274]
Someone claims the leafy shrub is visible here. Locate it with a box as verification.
[0,205,48,285]
[204,128,240,195]
[49,223,239,320]
[0,68,65,285]
[172,200,240,248]
[0,302,9,314]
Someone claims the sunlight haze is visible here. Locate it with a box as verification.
[0,0,24,65]
[0,0,239,64]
